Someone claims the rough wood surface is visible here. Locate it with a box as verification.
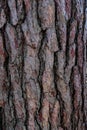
[0,0,86,130]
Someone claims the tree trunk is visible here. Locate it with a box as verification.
[0,0,87,130]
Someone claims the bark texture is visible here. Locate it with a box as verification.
[0,0,87,130]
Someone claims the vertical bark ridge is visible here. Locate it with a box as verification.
[37,1,59,130]
[21,1,41,130]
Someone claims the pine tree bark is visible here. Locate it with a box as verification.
[0,0,87,130]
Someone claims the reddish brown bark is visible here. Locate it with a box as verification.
[0,0,86,130]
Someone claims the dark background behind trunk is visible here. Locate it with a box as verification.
[0,0,87,130]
